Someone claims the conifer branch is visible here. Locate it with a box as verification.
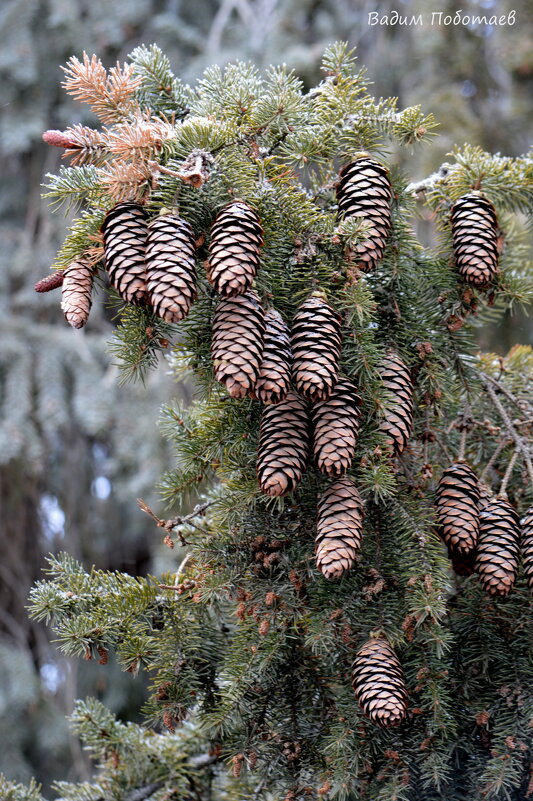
[482,376,533,487]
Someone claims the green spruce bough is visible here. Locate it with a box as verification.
[22,43,533,800]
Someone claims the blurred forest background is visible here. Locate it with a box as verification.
[0,0,531,792]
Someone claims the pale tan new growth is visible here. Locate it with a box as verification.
[62,53,142,124]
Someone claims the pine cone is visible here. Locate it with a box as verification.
[211,290,265,398]
[520,506,533,594]
[378,352,414,456]
[257,392,310,497]
[352,637,408,728]
[311,378,362,476]
[101,201,149,305]
[146,213,197,323]
[475,497,520,596]
[291,296,342,403]
[255,308,292,405]
[208,201,263,296]
[60,259,94,329]
[450,193,499,288]
[435,462,480,554]
[316,476,364,579]
[336,156,393,272]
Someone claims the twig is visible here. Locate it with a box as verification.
[138,499,213,544]
[484,372,533,414]
[457,402,472,461]
[479,438,512,484]
[482,377,533,487]
[125,783,163,801]
[189,753,219,768]
[433,434,453,463]
[405,163,458,195]
[499,449,519,497]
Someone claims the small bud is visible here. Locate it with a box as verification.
[42,129,78,149]
[34,270,65,293]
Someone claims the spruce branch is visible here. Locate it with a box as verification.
[62,53,142,124]
[482,376,533,487]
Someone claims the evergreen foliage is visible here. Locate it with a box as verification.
[23,40,533,801]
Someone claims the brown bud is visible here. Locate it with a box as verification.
[97,646,109,665]
[42,129,78,148]
[232,753,244,777]
[35,270,65,293]
[258,619,271,635]
[163,709,175,733]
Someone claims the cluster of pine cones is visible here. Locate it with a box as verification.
[36,151,508,730]
[436,461,533,596]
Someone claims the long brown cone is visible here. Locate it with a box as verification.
[450,193,499,288]
[520,506,533,594]
[336,156,393,272]
[257,392,310,497]
[291,296,342,403]
[208,201,263,297]
[436,462,480,554]
[211,290,265,398]
[60,259,94,329]
[316,477,364,579]
[311,378,362,476]
[146,213,197,323]
[101,201,149,305]
[475,496,520,596]
[378,352,413,456]
[352,637,408,728]
[255,308,292,405]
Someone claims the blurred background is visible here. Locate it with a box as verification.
[0,0,531,792]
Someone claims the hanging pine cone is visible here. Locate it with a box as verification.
[435,462,480,554]
[378,352,414,456]
[211,290,265,398]
[146,213,197,323]
[101,201,149,305]
[311,378,362,476]
[336,155,393,272]
[475,497,520,596]
[450,193,500,288]
[257,392,310,497]
[208,201,263,297]
[520,506,533,594]
[60,259,94,329]
[291,295,342,403]
[254,308,292,405]
[352,637,408,728]
[316,476,364,579]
